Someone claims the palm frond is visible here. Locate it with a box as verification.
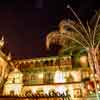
[93,15,100,46]
[61,33,88,49]
[86,21,94,44]
[59,44,84,56]
[67,5,91,40]
[59,20,91,47]
[46,31,60,48]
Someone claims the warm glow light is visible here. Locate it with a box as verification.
[3,68,23,96]
[44,86,53,94]
[3,84,23,96]
[55,85,66,94]
[32,88,36,93]
[80,56,87,64]
[71,71,81,81]
[68,85,74,98]
[38,73,43,79]
[54,70,65,83]
[12,84,22,95]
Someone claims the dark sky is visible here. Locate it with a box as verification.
[0,0,99,58]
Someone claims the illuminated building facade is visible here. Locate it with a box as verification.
[3,68,23,96]
[0,36,99,100]
[3,55,91,99]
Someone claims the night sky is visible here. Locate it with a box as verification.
[0,0,100,58]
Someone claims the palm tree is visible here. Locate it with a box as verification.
[46,5,100,99]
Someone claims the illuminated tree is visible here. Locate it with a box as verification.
[46,5,100,99]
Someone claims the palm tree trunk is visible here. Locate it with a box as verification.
[94,53,100,77]
[87,49,100,100]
